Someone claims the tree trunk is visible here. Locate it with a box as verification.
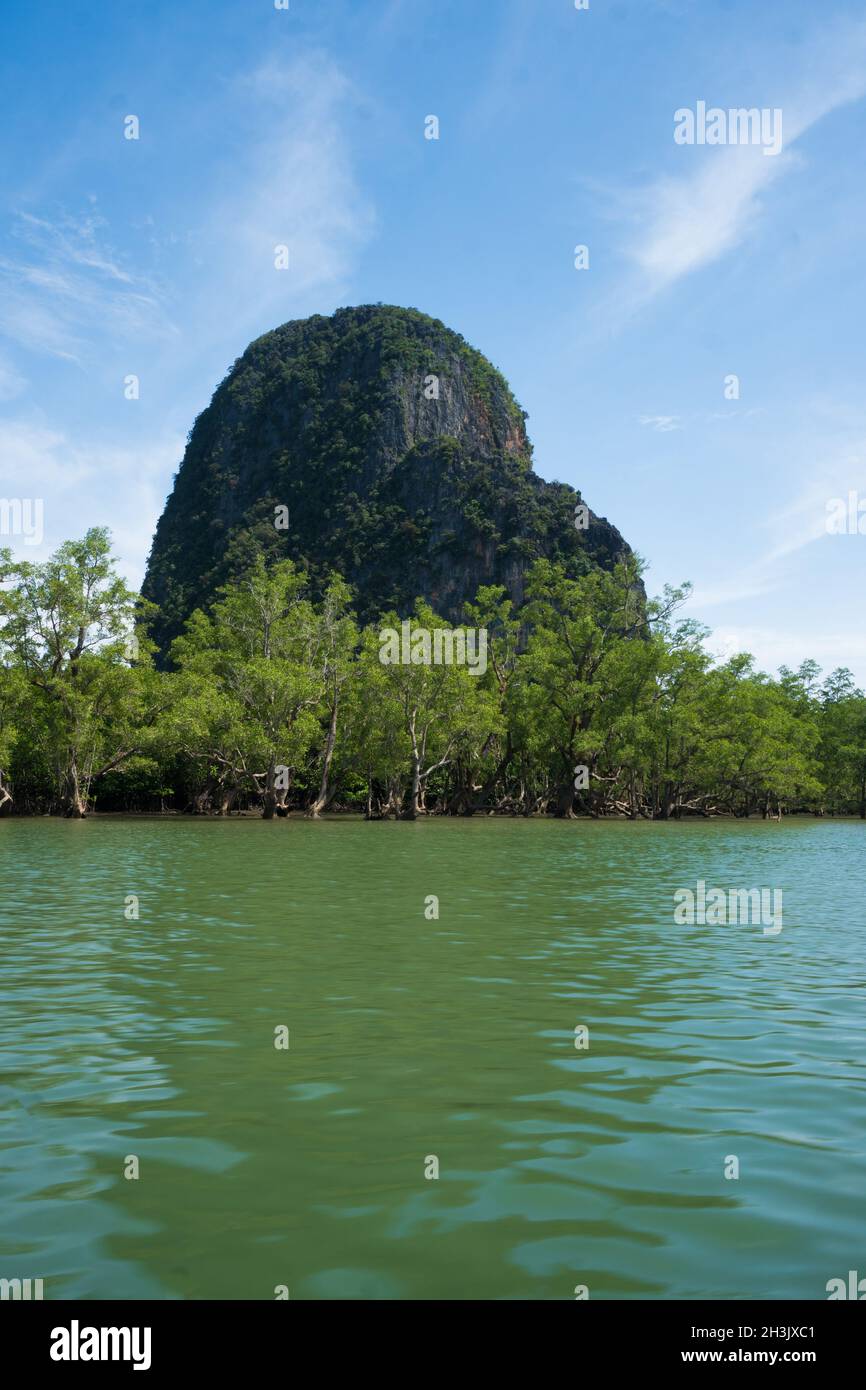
[262,757,277,819]
[553,781,576,818]
[403,759,421,820]
[308,698,339,818]
[383,778,404,820]
[187,779,219,814]
[468,737,513,815]
[63,760,88,818]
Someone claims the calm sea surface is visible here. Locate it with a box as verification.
[1,817,864,1300]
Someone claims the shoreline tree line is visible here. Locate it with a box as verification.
[1,528,865,820]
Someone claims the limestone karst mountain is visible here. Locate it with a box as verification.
[142,304,633,652]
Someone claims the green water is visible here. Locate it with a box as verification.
[1,817,864,1301]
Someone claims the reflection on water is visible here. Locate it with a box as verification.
[1,817,864,1299]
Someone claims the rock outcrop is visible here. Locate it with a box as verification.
[142,304,633,652]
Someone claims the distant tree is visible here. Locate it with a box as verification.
[0,530,167,816]
[515,557,648,816]
[353,602,498,819]
[307,575,358,818]
[819,668,866,817]
[169,558,322,816]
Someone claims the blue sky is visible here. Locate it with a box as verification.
[1,0,865,680]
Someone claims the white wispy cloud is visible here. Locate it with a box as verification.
[0,50,374,377]
[185,52,376,341]
[0,354,26,402]
[639,414,681,432]
[0,48,376,590]
[619,16,866,304]
[685,435,866,611]
[630,145,790,296]
[763,445,866,563]
[0,209,176,364]
[0,416,184,583]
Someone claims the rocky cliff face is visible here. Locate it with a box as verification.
[142,304,633,650]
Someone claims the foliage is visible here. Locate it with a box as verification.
[2,533,864,818]
[0,531,171,816]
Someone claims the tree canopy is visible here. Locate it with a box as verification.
[2,531,864,819]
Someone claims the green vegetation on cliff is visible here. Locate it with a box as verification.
[142,305,629,654]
